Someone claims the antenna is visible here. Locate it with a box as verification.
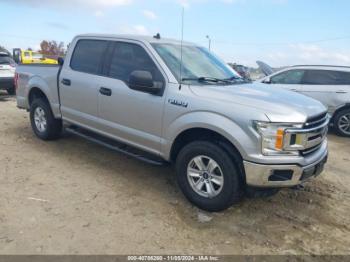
[179,6,185,90]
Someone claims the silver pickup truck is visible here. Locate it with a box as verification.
[16,34,329,211]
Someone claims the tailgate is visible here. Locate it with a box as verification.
[0,64,15,78]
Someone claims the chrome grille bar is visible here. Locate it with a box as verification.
[283,115,329,153]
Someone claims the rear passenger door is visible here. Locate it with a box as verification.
[269,69,305,92]
[300,70,350,111]
[97,41,166,155]
[59,39,109,128]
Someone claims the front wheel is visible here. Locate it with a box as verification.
[176,141,243,212]
[333,108,350,137]
[30,98,62,140]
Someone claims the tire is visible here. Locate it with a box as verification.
[333,108,350,137]
[176,141,243,212]
[7,86,16,96]
[245,186,280,199]
[30,98,62,140]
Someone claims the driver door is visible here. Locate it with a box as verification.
[97,41,167,154]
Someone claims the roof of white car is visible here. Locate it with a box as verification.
[76,33,196,46]
[290,65,350,71]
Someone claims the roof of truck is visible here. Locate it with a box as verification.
[76,33,195,46]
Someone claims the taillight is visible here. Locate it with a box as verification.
[14,73,19,90]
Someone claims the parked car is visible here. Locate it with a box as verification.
[0,52,16,95]
[229,63,251,80]
[258,65,350,137]
[16,34,328,211]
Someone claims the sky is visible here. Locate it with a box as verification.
[0,0,349,67]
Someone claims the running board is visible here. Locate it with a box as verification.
[65,127,166,166]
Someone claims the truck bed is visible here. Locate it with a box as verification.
[16,64,61,117]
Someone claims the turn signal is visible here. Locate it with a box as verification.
[275,129,284,150]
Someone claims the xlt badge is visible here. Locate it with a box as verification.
[168,99,188,108]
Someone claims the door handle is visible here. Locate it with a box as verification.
[336,90,347,94]
[99,87,112,96]
[61,78,71,86]
[290,89,298,92]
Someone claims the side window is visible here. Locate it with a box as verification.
[70,40,108,75]
[24,52,30,58]
[302,70,350,85]
[108,42,164,84]
[335,71,350,85]
[271,70,305,84]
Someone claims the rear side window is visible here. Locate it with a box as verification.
[302,70,350,85]
[271,70,305,84]
[70,40,108,75]
[108,42,164,84]
[0,56,15,65]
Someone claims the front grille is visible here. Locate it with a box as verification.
[304,112,328,129]
[301,143,322,156]
[283,112,329,155]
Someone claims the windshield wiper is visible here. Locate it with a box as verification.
[182,77,232,84]
[224,76,252,83]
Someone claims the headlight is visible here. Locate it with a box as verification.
[253,121,302,156]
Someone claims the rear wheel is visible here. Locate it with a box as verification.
[7,86,15,96]
[176,141,243,212]
[30,98,62,140]
[333,108,350,137]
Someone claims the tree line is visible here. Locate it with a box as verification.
[0,40,66,57]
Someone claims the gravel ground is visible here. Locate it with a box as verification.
[0,94,349,255]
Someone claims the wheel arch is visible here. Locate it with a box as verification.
[331,103,350,123]
[169,126,249,181]
[28,87,49,106]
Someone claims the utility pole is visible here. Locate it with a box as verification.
[206,35,211,51]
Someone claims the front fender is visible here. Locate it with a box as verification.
[161,111,261,161]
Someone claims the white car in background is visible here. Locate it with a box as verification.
[0,52,16,95]
[258,65,350,137]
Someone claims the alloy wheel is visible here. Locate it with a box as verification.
[187,155,224,198]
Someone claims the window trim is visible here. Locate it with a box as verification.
[69,39,110,76]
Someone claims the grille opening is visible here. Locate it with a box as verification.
[301,144,322,156]
[269,170,294,182]
[308,134,322,141]
[307,112,327,123]
[305,112,328,128]
[290,134,297,145]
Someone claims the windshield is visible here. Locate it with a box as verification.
[32,52,44,59]
[152,43,241,84]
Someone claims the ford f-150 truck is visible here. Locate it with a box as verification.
[16,34,329,211]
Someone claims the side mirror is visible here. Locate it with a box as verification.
[129,70,161,95]
[58,57,64,66]
[263,77,271,84]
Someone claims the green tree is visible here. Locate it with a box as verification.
[39,40,65,56]
[0,45,11,56]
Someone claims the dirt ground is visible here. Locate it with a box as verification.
[0,93,349,255]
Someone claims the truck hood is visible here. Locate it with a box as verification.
[189,82,327,123]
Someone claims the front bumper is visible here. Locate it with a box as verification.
[244,149,328,188]
[0,77,14,90]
